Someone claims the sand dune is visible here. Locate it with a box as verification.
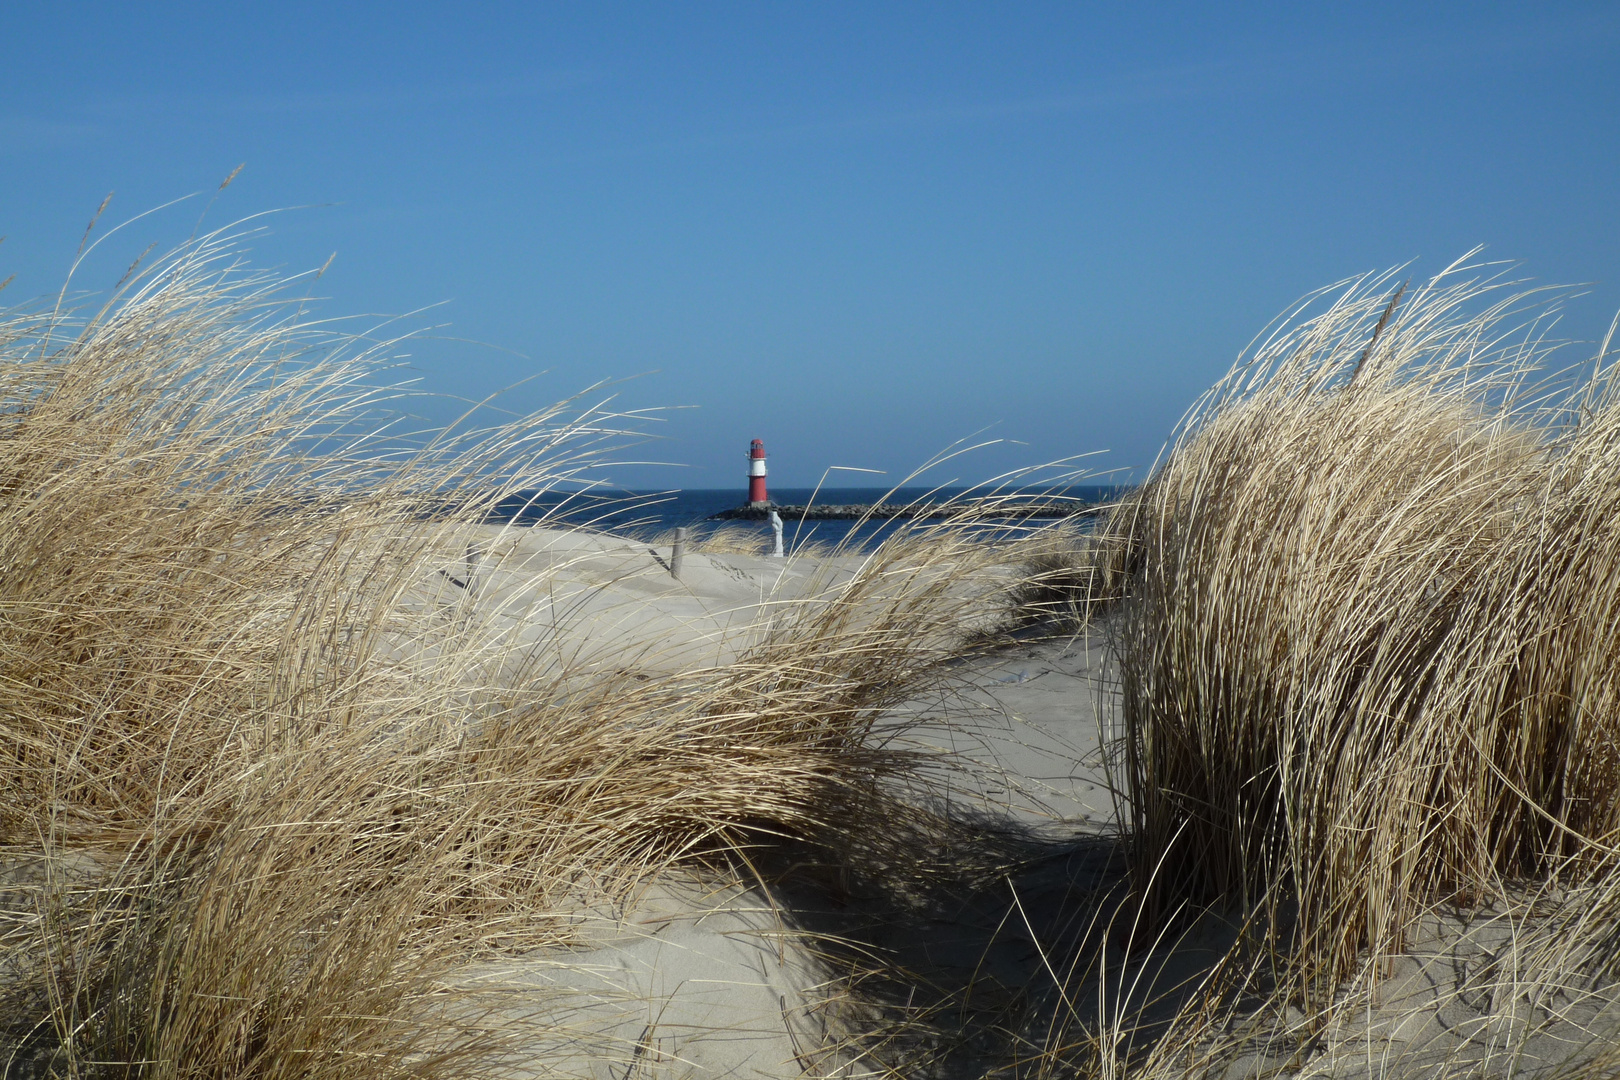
[9,247,1620,1078]
[386,536,1620,1079]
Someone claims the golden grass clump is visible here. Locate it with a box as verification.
[1110,257,1620,998]
[0,229,1022,1077]
[25,215,1620,1079]
[1004,523,1133,634]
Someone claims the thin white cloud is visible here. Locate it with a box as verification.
[591,8,1620,162]
[0,115,104,149]
[42,66,605,123]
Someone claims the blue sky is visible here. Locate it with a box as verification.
[3,3,1619,488]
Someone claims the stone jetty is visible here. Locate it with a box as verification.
[710,499,1096,522]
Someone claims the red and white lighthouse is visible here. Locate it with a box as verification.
[747,438,769,507]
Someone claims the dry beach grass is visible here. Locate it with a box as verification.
[5,228,1620,1080]
[1079,260,1620,1077]
[0,231,1035,1076]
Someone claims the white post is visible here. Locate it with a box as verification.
[671,527,687,578]
[769,511,784,558]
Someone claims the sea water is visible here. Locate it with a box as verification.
[485,485,1128,553]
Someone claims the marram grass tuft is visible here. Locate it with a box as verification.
[0,230,1033,1077]
[1110,257,1620,1004]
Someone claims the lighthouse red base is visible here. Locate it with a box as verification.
[747,438,769,507]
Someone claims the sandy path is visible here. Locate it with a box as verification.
[428,534,1126,1079]
[886,631,1119,832]
[10,529,1619,1075]
[423,536,1620,1078]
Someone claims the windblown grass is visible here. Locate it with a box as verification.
[1004,524,1133,634]
[18,219,1620,1080]
[0,229,1038,1077]
[1067,255,1620,1075]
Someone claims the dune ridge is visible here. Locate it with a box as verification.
[4,234,1620,1079]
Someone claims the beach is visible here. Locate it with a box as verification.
[352,526,1620,1077]
[9,485,1620,1079]
[371,524,1129,1078]
[9,244,1620,1080]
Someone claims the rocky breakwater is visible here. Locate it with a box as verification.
[711,498,1096,521]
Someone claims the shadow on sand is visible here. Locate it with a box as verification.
[752,806,1269,1079]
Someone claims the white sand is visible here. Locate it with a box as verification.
[421,531,1620,1079]
[402,525,876,681]
[417,527,1122,1077]
[10,528,1617,1077]
[447,878,832,1080]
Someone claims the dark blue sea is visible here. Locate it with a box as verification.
[485,485,1129,552]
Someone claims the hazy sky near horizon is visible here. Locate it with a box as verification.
[3,3,1619,489]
